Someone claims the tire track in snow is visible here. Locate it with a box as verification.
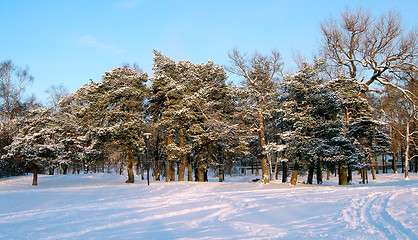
[341,190,417,239]
[365,192,416,239]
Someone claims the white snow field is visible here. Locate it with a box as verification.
[0,172,416,240]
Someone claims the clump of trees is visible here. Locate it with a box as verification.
[1,8,417,185]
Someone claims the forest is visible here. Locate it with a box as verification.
[0,8,417,186]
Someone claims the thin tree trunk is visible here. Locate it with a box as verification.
[392,131,398,173]
[178,128,187,181]
[282,161,288,183]
[219,165,223,182]
[361,168,365,184]
[257,103,269,184]
[365,167,369,184]
[166,136,173,182]
[405,122,410,180]
[290,162,299,185]
[307,166,314,184]
[188,156,193,181]
[198,150,204,182]
[374,155,379,174]
[274,157,279,180]
[255,159,259,176]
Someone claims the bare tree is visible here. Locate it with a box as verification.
[227,49,283,184]
[45,85,69,111]
[0,60,34,131]
[320,8,417,104]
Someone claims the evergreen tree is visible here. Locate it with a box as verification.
[3,108,64,185]
[280,61,362,185]
[61,66,149,183]
[150,51,236,182]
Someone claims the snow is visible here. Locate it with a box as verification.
[0,173,417,239]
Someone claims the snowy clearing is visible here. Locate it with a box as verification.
[0,173,417,240]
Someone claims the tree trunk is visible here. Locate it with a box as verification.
[307,166,314,184]
[170,161,176,181]
[347,165,352,184]
[361,168,365,184]
[370,155,376,180]
[178,128,187,181]
[255,159,259,176]
[257,103,269,184]
[316,158,323,184]
[188,156,193,181]
[327,167,330,180]
[166,136,173,182]
[290,162,299,185]
[204,169,208,182]
[136,161,140,176]
[198,150,204,182]
[126,152,135,183]
[154,166,161,181]
[338,162,348,185]
[365,167,369,183]
[392,148,398,173]
[274,157,279,180]
[32,164,38,186]
[374,155,379,174]
[282,161,288,183]
[62,164,68,175]
[219,165,223,182]
[405,122,410,180]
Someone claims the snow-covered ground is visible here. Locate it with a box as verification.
[0,172,416,240]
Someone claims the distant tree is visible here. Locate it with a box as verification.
[227,49,283,184]
[0,60,39,178]
[380,79,417,179]
[45,85,69,111]
[0,60,34,129]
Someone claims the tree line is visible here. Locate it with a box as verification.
[1,8,417,185]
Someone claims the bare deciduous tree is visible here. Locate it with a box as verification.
[320,8,417,104]
[45,85,69,111]
[0,60,34,131]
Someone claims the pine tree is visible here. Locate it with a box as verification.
[61,67,149,183]
[150,51,236,182]
[3,108,65,185]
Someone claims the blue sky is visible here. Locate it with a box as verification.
[1,0,417,104]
